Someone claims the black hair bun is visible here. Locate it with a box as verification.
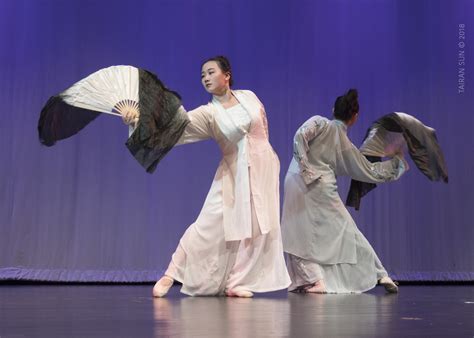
[334,88,359,122]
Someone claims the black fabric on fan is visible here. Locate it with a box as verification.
[38,96,102,146]
[37,66,189,174]
[126,70,189,173]
[346,113,449,210]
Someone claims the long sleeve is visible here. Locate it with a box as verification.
[338,142,407,184]
[244,90,269,139]
[293,116,328,185]
[255,96,269,140]
[128,124,136,138]
[260,107,269,140]
[177,105,213,145]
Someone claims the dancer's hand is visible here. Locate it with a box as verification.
[392,149,405,160]
[121,110,139,126]
[392,151,409,178]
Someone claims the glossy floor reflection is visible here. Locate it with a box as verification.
[0,285,472,337]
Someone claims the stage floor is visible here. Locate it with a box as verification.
[0,284,472,337]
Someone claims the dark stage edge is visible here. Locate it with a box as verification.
[0,285,473,337]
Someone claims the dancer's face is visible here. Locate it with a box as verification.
[201,61,230,95]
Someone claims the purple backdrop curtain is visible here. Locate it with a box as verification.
[0,0,472,282]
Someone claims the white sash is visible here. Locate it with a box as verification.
[212,91,256,241]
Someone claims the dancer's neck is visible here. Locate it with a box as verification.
[213,88,233,104]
